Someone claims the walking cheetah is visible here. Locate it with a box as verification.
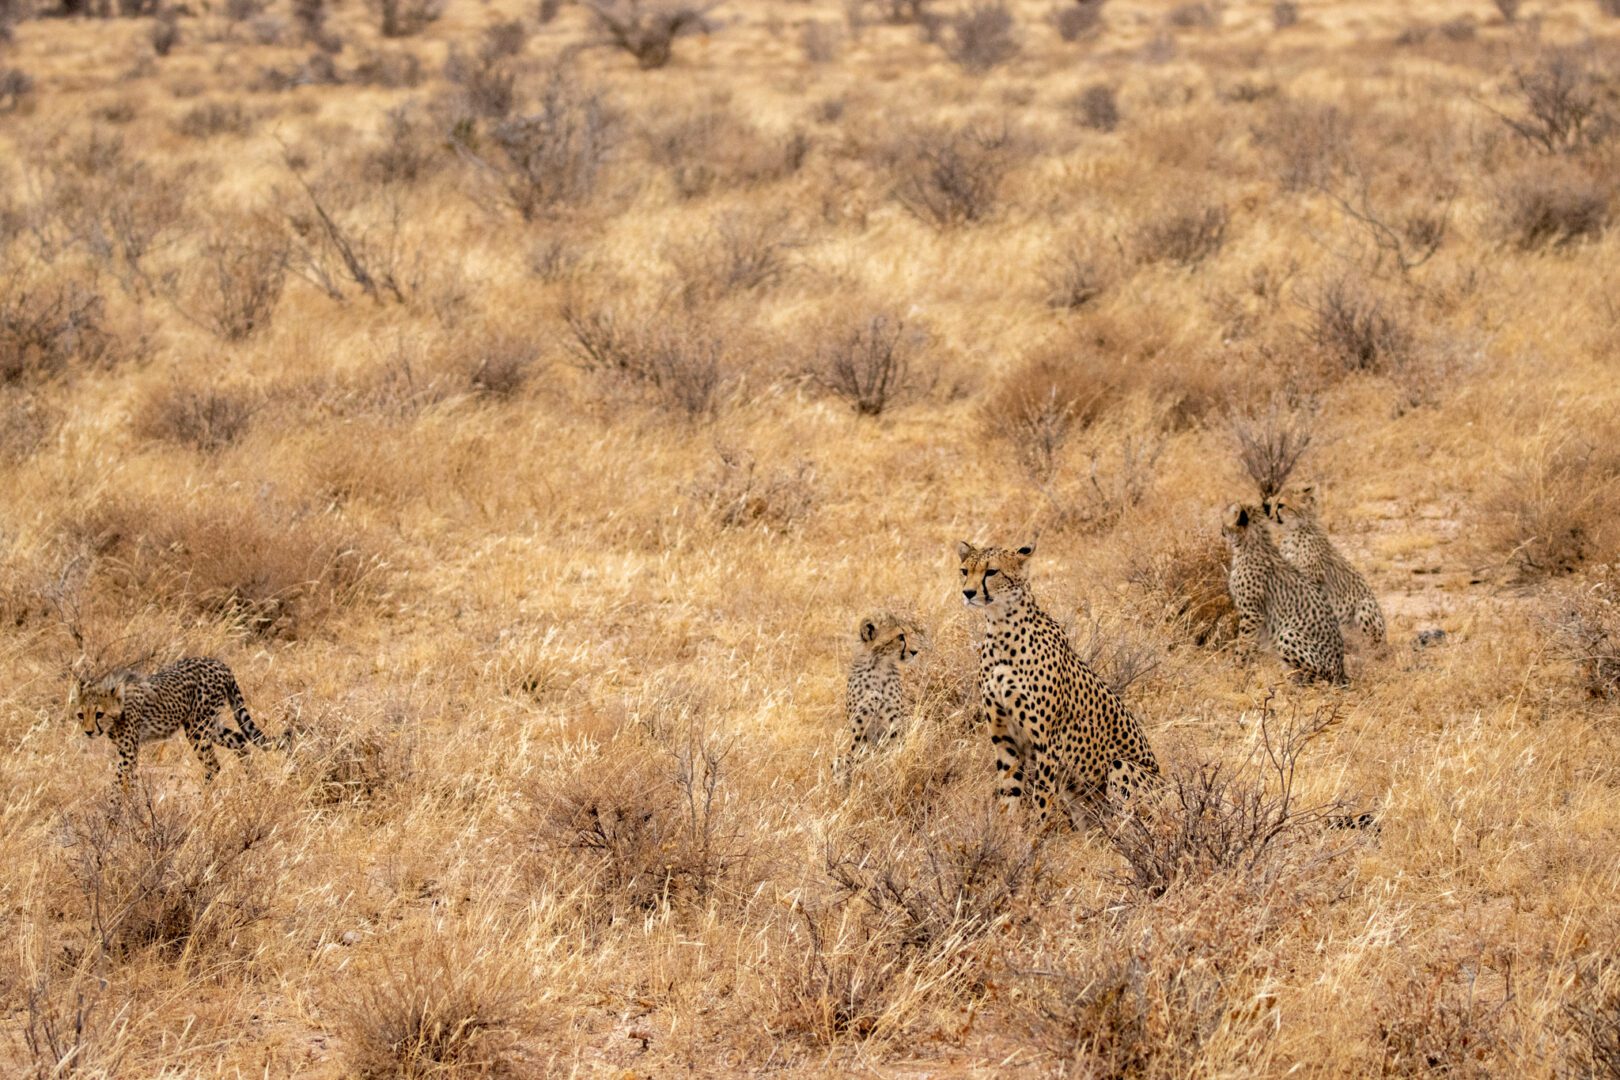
[70,657,287,786]
[1264,487,1386,646]
[844,615,922,757]
[1222,504,1346,683]
[957,540,1159,825]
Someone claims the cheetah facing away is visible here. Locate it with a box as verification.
[1265,487,1386,646]
[844,615,923,758]
[71,657,288,786]
[957,540,1158,825]
[1222,504,1346,684]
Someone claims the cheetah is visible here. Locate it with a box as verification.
[957,540,1159,825]
[1264,487,1386,646]
[1222,504,1346,683]
[844,615,922,758]
[70,657,287,786]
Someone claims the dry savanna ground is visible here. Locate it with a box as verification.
[3,0,1620,1074]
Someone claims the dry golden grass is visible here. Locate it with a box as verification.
[3,0,1620,1074]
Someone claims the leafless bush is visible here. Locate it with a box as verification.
[1168,1,1215,28]
[892,123,1018,228]
[1253,101,1352,191]
[668,210,799,306]
[980,352,1116,481]
[1128,530,1236,646]
[533,734,749,913]
[135,382,256,452]
[1299,276,1410,374]
[1135,203,1227,266]
[586,0,717,69]
[1043,244,1110,309]
[1494,163,1610,248]
[537,0,561,21]
[562,298,728,418]
[370,0,441,37]
[1103,701,1350,899]
[149,8,180,55]
[1073,83,1119,131]
[1499,49,1612,155]
[768,901,914,1044]
[800,19,841,62]
[364,104,440,185]
[1603,0,1620,17]
[1272,0,1297,28]
[942,2,1019,72]
[350,48,423,87]
[172,100,252,140]
[0,67,31,112]
[1439,15,1476,41]
[292,0,341,50]
[1077,613,1162,697]
[1493,0,1520,22]
[645,108,810,199]
[1481,428,1620,579]
[1230,396,1312,501]
[686,445,817,531]
[1074,432,1166,531]
[444,44,516,120]
[341,934,524,1079]
[809,310,932,416]
[67,788,283,963]
[1375,953,1511,1076]
[0,390,56,463]
[471,74,617,220]
[1544,565,1620,701]
[282,158,415,304]
[0,277,118,384]
[182,227,288,341]
[1563,958,1620,1077]
[21,975,130,1079]
[1053,0,1105,42]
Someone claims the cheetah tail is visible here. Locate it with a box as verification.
[224,677,277,750]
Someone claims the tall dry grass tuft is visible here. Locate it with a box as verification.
[809,309,933,416]
[1543,564,1620,701]
[1479,424,1620,579]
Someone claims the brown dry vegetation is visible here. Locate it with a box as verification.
[2,0,1620,1075]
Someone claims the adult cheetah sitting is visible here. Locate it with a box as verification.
[843,614,923,758]
[1265,486,1386,646]
[1222,504,1346,684]
[71,657,288,787]
[957,540,1158,824]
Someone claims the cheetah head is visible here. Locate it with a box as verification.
[1262,484,1318,526]
[956,540,1035,609]
[859,616,924,664]
[1221,503,1260,547]
[69,679,122,738]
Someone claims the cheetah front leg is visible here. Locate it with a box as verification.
[1234,599,1264,662]
[986,699,1028,818]
[114,728,139,792]
[1106,758,1159,809]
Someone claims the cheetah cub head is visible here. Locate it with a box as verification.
[1221,504,1262,549]
[68,678,124,738]
[956,540,1035,609]
[858,616,923,664]
[1262,484,1318,530]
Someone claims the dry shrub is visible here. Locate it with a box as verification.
[444,44,517,121]
[1272,0,1297,28]
[800,19,842,62]
[562,297,729,418]
[21,974,131,1079]
[1128,527,1237,646]
[289,705,415,807]
[72,491,377,638]
[0,389,55,462]
[586,0,717,69]
[1544,564,1620,701]
[66,788,284,964]
[0,66,32,112]
[942,2,1019,72]
[530,733,750,915]
[370,0,442,38]
[1056,429,1166,533]
[351,48,424,88]
[1134,203,1228,267]
[364,104,442,186]
[1494,163,1610,249]
[1253,100,1352,191]
[149,9,180,55]
[686,445,817,532]
[1481,427,1620,579]
[459,330,542,400]
[1563,958,1620,1077]
[892,122,1019,228]
[667,209,800,307]
[476,73,618,221]
[341,931,524,1079]
[1439,14,1476,41]
[808,309,933,417]
[646,109,810,200]
[1168,2,1216,27]
[1043,241,1110,309]
[1374,952,1512,1077]
[182,225,289,341]
[1500,48,1613,156]
[1102,702,1354,900]
[1299,276,1411,374]
[1053,0,1105,42]
[134,381,256,452]
[979,351,1117,481]
[171,100,252,140]
[0,276,118,384]
[1072,83,1119,131]
[1076,611,1162,698]
[1604,0,1620,16]
[766,901,919,1044]
[1229,394,1312,500]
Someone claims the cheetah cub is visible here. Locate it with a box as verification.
[844,615,923,758]
[1222,505,1346,683]
[958,540,1159,825]
[1265,486,1386,646]
[71,657,288,787]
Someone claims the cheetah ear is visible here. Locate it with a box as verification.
[956,540,976,561]
[860,620,877,643]
[1016,541,1036,557]
[1236,506,1251,528]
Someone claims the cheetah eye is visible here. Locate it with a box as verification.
[960,568,968,576]
[984,569,999,578]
